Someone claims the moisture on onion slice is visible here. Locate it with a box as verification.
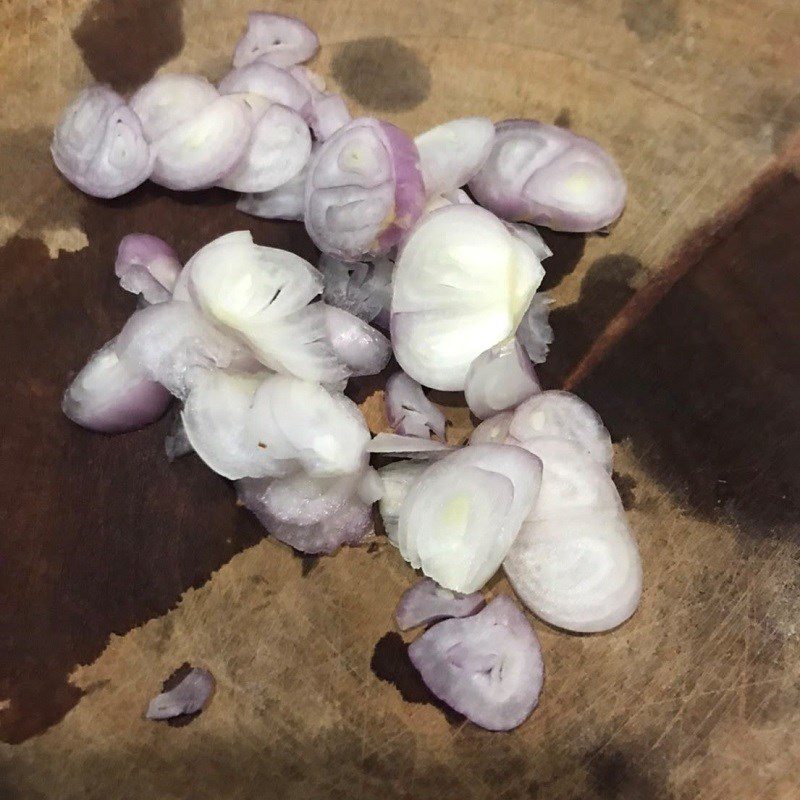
[233,12,320,69]
[516,293,553,365]
[469,119,627,233]
[391,204,544,390]
[376,460,428,545]
[319,255,393,328]
[398,444,542,593]
[395,577,484,631]
[324,305,391,377]
[385,370,446,440]
[115,234,182,304]
[408,595,544,730]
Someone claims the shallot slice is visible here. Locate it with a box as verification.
[516,294,553,364]
[290,67,352,141]
[469,119,627,232]
[398,444,542,592]
[385,371,446,440]
[51,85,152,198]
[414,117,495,197]
[304,118,426,261]
[115,234,181,304]
[509,391,613,470]
[391,204,544,390]
[62,340,171,433]
[233,12,320,69]
[464,338,540,420]
[377,460,428,544]
[237,158,310,221]
[319,255,393,328]
[146,668,214,720]
[129,74,219,142]
[219,62,311,113]
[408,595,544,730]
[509,223,553,262]
[367,433,455,459]
[395,578,484,630]
[469,411,514,445]
[324,305,391,377]
[150,95,251,190]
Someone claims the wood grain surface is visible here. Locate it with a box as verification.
[0,1,799,798]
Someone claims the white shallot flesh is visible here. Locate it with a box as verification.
[115,234,182,304]
[233,12,320,69]
[395,577,484,631]
[516,293,554,365]
[367,433,455,459]
[508,223,553,262]
[469,411,514,445]
[324,305,391,377]
[146,668,215,720]
[164,414,194,462]
[319,255,393,328]
[218,61,311,114]
[385,370,446,440]
[376,460,428,545]
[408,595,544,730]
[237,158,309,221]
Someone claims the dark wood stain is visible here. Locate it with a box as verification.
[331,37,431,112]
[553,107,572,129]
[291,549,320,578]
[0,183,318,743]
[584,749,670,799]
[72,0,184,93]
[611,472,637,510]
[621,0,679,43]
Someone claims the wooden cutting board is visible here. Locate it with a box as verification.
[1,1,799,797]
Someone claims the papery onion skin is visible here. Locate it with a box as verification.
[233,12,320,69]
[324,305,391,377]
[509,223,553,262]
[51,85,153,198]
[164,413,194,461]
[385,371,446,440]
[304,118,426,261]
[63,340,171,433]
[469,119,627,233]
[469,411,514,445]
[115,234,182,304]
[516,293,553,365]
[219,62,311,113]
[319,255,393,328]
[146,668,215,720]
[464,338,540,420]
[377,460,428,545]
[395,577,485,631]
[408,595,544,731]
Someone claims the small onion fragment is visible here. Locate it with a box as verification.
[164,413,193,461]
[395,577,484,630]
[469,119,627,233]
[391,204,544,390]
[146,668,214,720]
[319,255,393,328]
[398,444,542,592]
[237,158,310,221]
[377,460,428,544]
[324,305,391,377]
[516,294,553,365]
[414,117,495,197]
[290,67,352,141]
[304,118,426,260]
[219,62,311,113]
[464,338,540,420]
[233,12,320,69]
[367,433,455,459]
[469,411,514,445]
[385,371,446,440]
[51,85,152,198]
[408,595,544,730]
[115,234,181,304]
[509,223,553,262]
[62,340,171,433]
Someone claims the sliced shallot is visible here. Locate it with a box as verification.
[237,157,310,221]
[290,66,352,141]
[367,433,455,459]
[516,294,553,365]
[219,61,310,113]
[146,668,214,720]
[395,577,484,631]
[323,305,391,377]
[385,370,446,440]
[408,595,544,730]
[115,234,181,304]
[509,223,553,262]
[469,411,514,445]
[233,12,320,69]
[319,255,393,328]
[376,460,428,544]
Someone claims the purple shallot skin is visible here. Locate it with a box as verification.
[115,234,182,304]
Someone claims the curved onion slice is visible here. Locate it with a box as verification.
[324,305,391,377]
[504,508,642,633]
[509,391,613,471]
[516,294,553,365]
[62,340,171,433]
[320,255,393,328]
[395,578,484,631]
[115,301,257,399]
[509,223,552,262]
[51,85,152,198]
[175,231,346,384]
[414,117,495,197]
[469,119,627,232]
[368,433,455,459]
[129,74,219,142]
[146,668,214,720]
[385,371,446,440]
[290,67,352,141]
[218,103,311,193]
[237,471,372,554]
[464,338,540,420]
[398,444,542,592]
[219,62,310,113]
[233,12,319,69]
[304,118,426,260]
[150,95,251,190]
[391,204,544,390]
[115,234,181,304]
[237,157,310,221]
[377,460,428,545]
[469,411,514,445]
[408,595,544,730]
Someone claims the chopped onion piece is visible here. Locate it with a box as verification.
[508,223,553,262]
[509,391,613,470]
[469,411,514,445]
[395,577,484,630]
[164,413,193,461]
[237,157,310,221]
[51,85,152,198]
[464,338,540,420]
[469,119,627,232]
[414,117,495,196]
[398,444,542,592]
[115,234,181,304]
[62,340,171,433]
[377,460,428,544]
[516,294,553,364]
[358,466,385,504]
[233,12,320,69]
[219,62,311,113]
[146,668,214,720]
[408,595,544,730]
[391,205,544,390]
[304,118,426,260]
[290,67,352,141]
[368,433,455,459]
[150,95,251,190]
[320,255,393,328]
[129,74,218,142]
[385,371,446,440]
[324,305,391,377]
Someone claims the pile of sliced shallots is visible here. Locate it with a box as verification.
[56,12,641,732]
